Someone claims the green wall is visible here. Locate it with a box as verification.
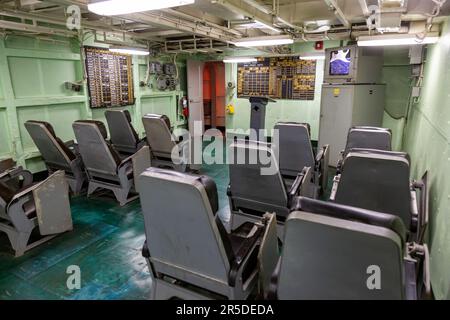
[402,19,450,299]
[0,34,186,172]
[224,41,341,140]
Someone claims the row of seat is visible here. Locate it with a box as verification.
[24,111,188,205]
[0,159,73,256]
[139,166,430,300]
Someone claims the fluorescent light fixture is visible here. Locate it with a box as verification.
[233,35,294,47]
[223,57,257,63]
[254,20,281,33]
[358,33,440,46]
[88,0,195,16]
[109,46,149,55]
[300,52,325,60]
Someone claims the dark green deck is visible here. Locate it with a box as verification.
[0,162,230,300]
[0,157,334,300]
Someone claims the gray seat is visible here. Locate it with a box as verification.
[269,197,430,300]
[72,120,138,206]
[105,110,146,155]
[274,122,330,197]
[337,126,392,172]
[0,170,73,257]
[331,149,429,243]
[228,139,311,232]
[142,114,189,172]
[139,167,275,300]
[345,126,392,154]
[25,120,86,195]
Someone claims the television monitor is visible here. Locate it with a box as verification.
[329,49,351,76]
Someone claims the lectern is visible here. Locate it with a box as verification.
[249,96,276,141]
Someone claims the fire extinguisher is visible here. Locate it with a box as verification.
[181,96,189,118]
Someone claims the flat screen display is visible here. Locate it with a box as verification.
[329,49,351,76]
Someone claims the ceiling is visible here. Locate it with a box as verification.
[0,0,449,53]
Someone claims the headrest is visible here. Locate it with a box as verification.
[144,113,171,130]
[230,139,274,164]
[275,122,311,137]
[345,148,410,164]
[74,120,108,140]
[143,167,219,214]
[292,197,407,244]
[26,120,56,138]
[346,126,392,152]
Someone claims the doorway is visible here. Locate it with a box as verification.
[203,61,226,131]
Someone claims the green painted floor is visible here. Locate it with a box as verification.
[0,144,333,300]
[0,162,231,300]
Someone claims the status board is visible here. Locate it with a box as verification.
[237,56,316,100]
[84,47,135,108]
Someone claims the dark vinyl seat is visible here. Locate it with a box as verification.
[0,170,73,257]
[139,167,277,300]
[228,139,312,234]
[105,110,146,156]
[274,122,329,197]
[331,148,429,243]
[25,120,86,195]
[72,120,138,206]
[142,114,189,172]
[269,197,430,300]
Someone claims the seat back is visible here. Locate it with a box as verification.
[25,121,75,170]
[278,197,406,300]
[335,149,411,227]
[105,110,139,152]
[0,180,15,214]
[344,126,392,156]
[275,122,315,176]
[229,140,288,214]
[72,121,121,178]
[142,114,176,157]
[139,168,231,283]
[0,158,15,173]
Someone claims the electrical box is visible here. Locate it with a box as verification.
[149,61,162,74]
[318,84,386,166]
[163,63,176,75]
[324,45,384,84]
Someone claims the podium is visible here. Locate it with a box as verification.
[249,96,276,141]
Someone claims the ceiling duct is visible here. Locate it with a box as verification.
[376,0,408,32]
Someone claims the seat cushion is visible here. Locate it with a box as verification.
[23,200,36,218]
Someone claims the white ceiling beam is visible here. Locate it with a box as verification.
[324,0,351,27]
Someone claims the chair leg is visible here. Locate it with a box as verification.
[112,186,132,206]
[87,182,98,197]
[7,230,31,257]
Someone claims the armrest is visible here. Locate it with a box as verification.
[288,167,311,199]
[267,257,282,300]
[118,154,135,168]
[0,166,33,187]
[315,145,330,193]
[409,243,431,300]
[412,172,429,244]
[329,174,341,201]
[7,183,39,211]
[228,226,264,287]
